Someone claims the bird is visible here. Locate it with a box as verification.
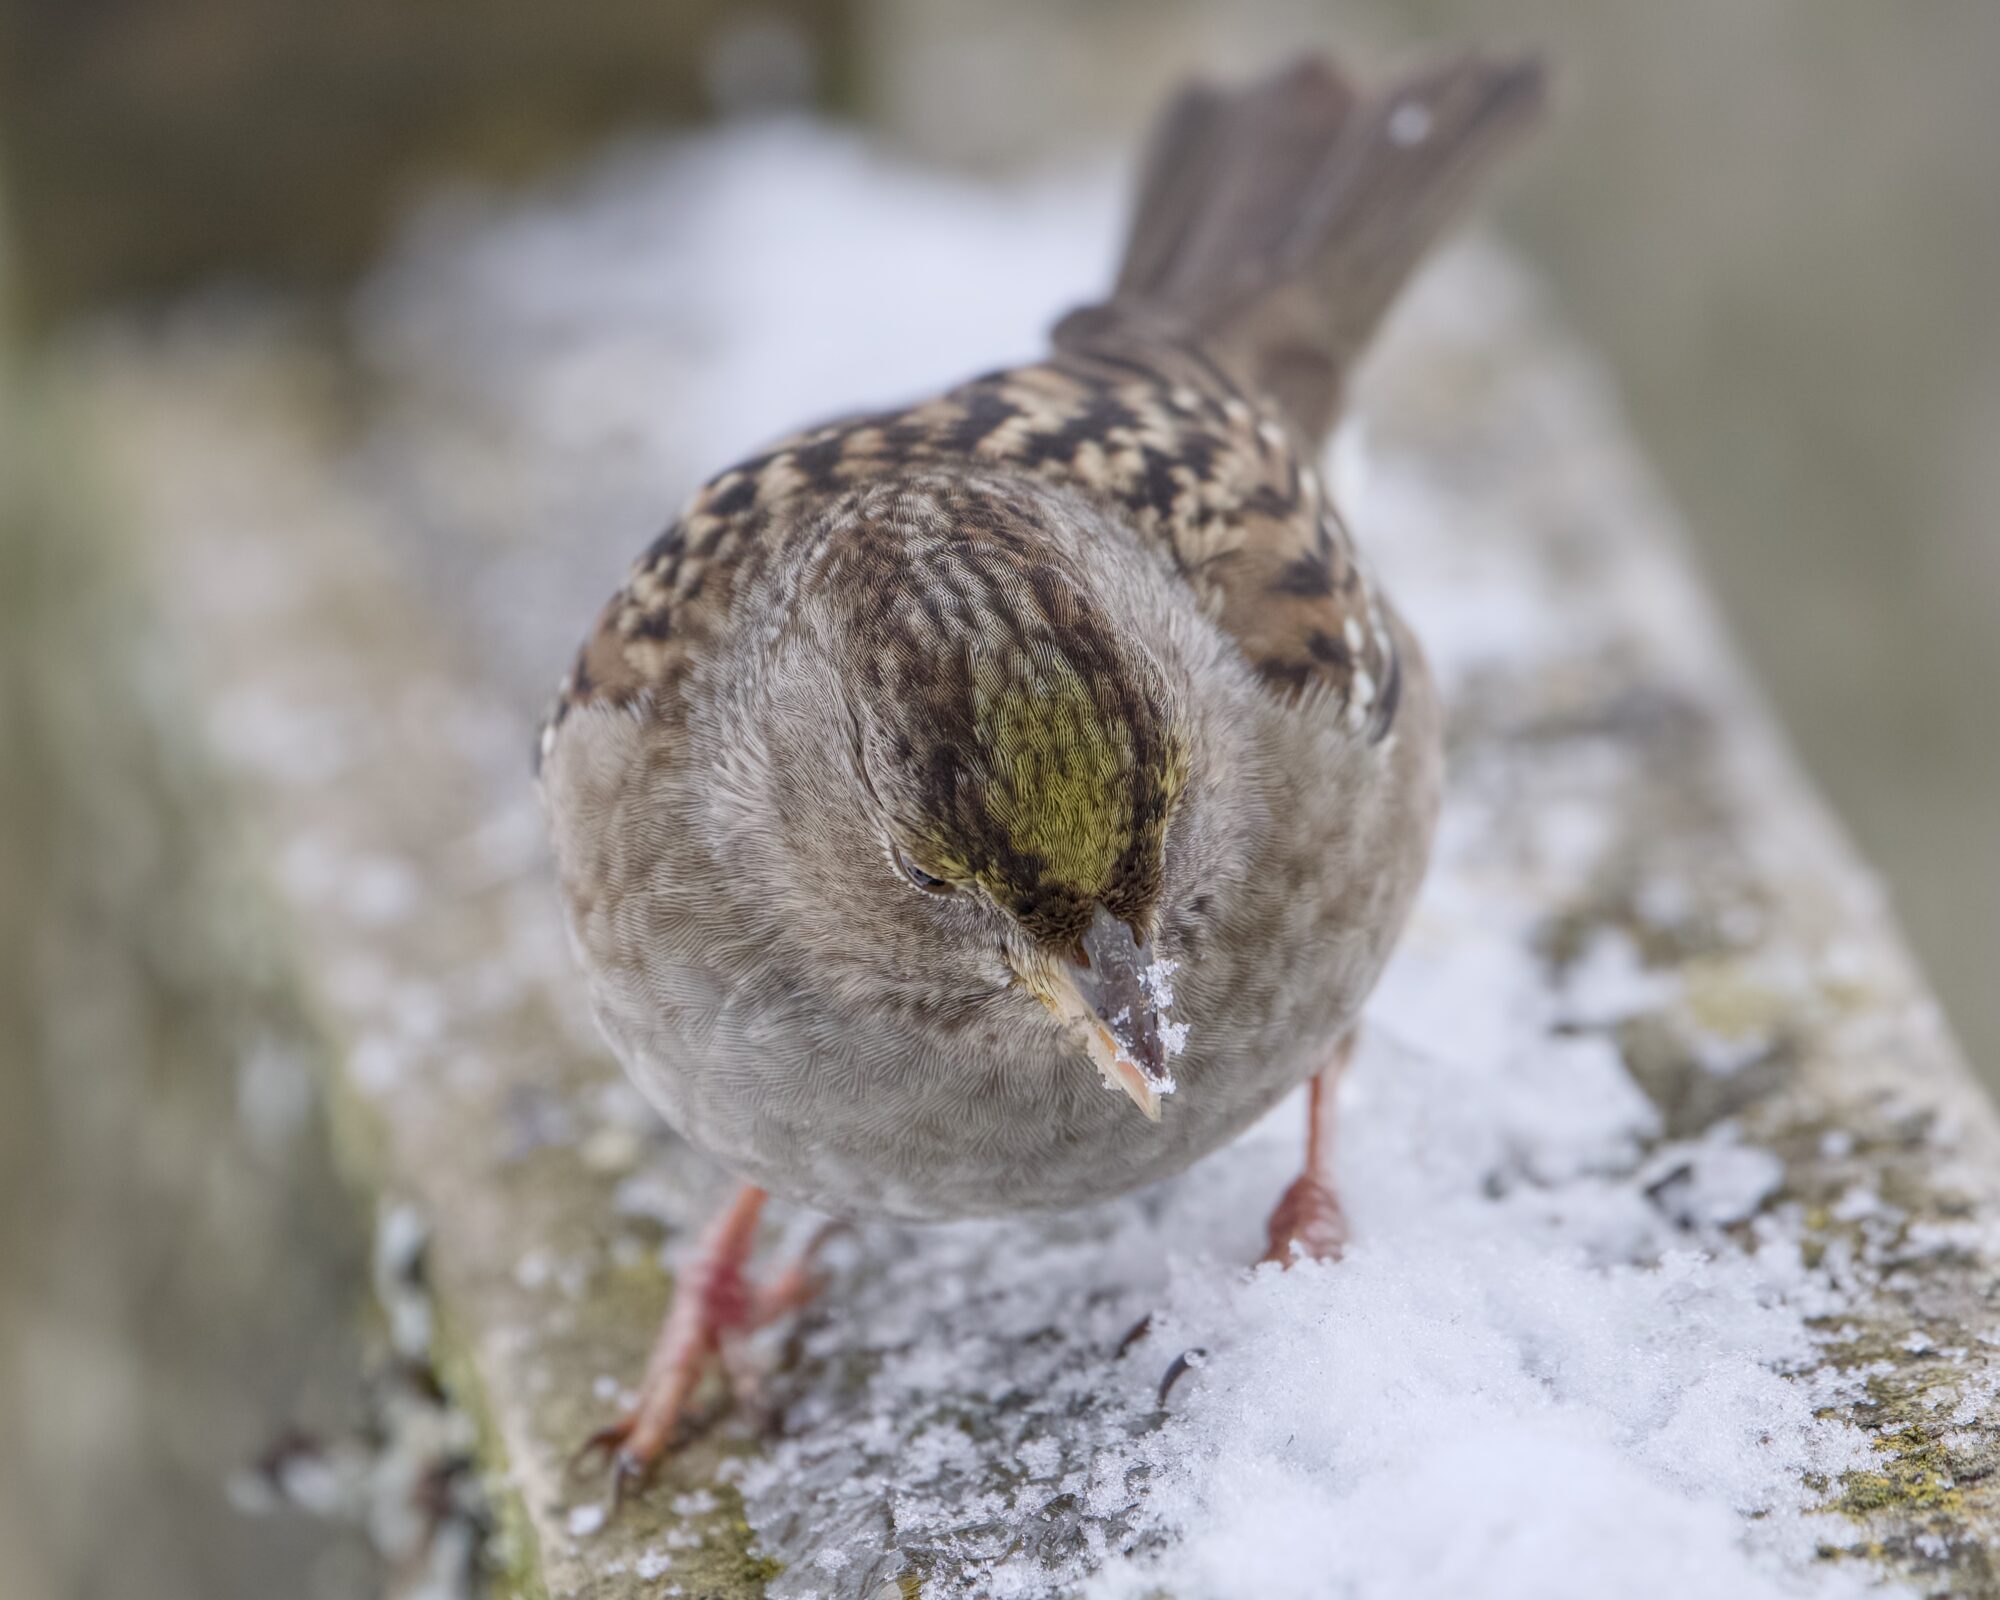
[537,48,1544,1495]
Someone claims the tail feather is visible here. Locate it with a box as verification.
[1114,61,1361,307]
[1078,51,1546,442]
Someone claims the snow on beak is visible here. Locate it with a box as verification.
[1041,905,1184,1121]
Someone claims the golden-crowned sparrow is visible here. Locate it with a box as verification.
[539,49,1542,1489]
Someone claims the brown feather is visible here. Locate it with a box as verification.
[1085,50,1544,441]
[543,51,1540,754]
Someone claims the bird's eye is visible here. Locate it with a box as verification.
[892,845,954,894]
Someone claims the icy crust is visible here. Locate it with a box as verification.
[108,124,2000,1599]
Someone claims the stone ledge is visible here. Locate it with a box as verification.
[70,130,2000,1599]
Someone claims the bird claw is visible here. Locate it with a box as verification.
[1158,1346,1208,1406]
[565,1183,840,1518]
[607,1446,654,1512]
[614,1446,658,1511]
[570,1418,627,1475]
[1114,1314,1205,1407]
[1114,1310,1156,1358]
[569,1418,660,1513]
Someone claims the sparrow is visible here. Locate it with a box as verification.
[538,49,1544,1493]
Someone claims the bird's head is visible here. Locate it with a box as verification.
[771,487,1194,1119]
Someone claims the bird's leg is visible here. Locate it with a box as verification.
[1129,1032,1361,1393]
[576,1183,777,1502]
[1261,1031,1356,1266]
[747,1219,841,1327]
[721,1219,844,1436]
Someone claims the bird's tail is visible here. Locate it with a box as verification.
[1063,51,1545,443]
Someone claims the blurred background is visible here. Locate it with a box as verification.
[2,2,1995,1596]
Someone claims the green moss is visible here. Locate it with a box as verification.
[1834,1412,1967,1518]
[1679,958,1790,1041]
[514,1222,787,1597]
[429,1296,550,1600]
[657,1510,784,1596]
[1810,1324,2000,1594]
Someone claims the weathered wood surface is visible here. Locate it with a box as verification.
[67,140,2000,1598]
[2,267,386,1598]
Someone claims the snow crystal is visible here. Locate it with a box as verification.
[1556,928,1675,1028]
[635,1548,674,1580]
[1830,1184,1884,1224]
[361,124,1897,1599]
[1640,1129,1786,1229]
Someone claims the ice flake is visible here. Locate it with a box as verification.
[635,1548,673,1580]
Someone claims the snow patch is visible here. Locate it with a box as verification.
[361,125,1894,1599]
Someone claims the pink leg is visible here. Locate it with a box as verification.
[1261,1033,1355,1266]
[1145,1037,1360,1404]
[746,1219,840,1327]
[577,1184,829,1503]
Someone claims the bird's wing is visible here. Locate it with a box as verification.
[541,341,1401,767]
[916,345,1403,737]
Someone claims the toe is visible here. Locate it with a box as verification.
[570,1419,633,1477]
[1115,1310,1156,1357]
[1261,1174,1349,1265]
[1157,1347,1209,1406]
[610,1447,657,1512]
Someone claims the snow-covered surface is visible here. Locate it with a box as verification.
[109,122,2000,1599]
[352,123,1896,1599]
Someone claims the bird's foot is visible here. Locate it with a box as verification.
[1128,1049,1354,1402]
[571,1255,750,1507]
[572,1188,831,1508]
[1260,1170,1349,1266]
[573,1413,679,1512]
[1115,1311,1204,1408]
[1123,1175,1346,1404]
[1116,1310,1157,1358]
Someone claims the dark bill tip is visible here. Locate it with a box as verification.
[1071,905,1172,1086]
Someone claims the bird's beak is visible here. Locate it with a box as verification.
[1026,905,1182,1122]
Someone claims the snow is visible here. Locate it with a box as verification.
[356,124,1901,1597]
[636,1547,675,1580]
